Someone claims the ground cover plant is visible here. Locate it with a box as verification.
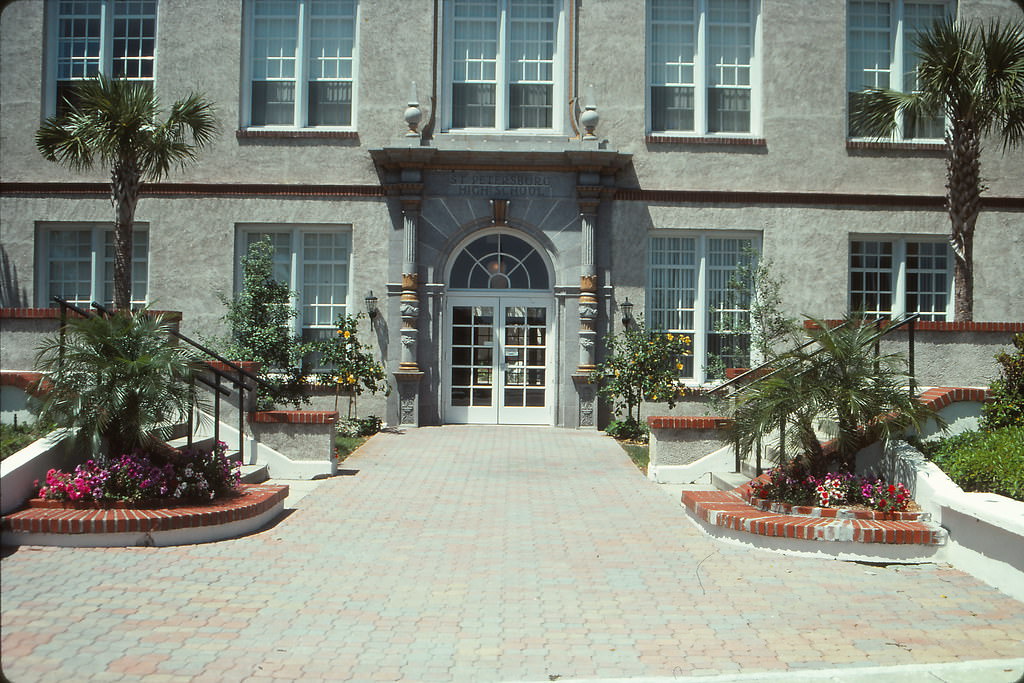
[35,441,240,504]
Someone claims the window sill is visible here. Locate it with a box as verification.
[236,129,359,140]
[645,135,766,147]
[846,140,945,153]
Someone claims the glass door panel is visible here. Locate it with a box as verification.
[446,297,551,424]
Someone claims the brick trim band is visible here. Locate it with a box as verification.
[249,410,338,424]
[804,320,1024,333]
[646,416,733,430]
[0,307,182,321]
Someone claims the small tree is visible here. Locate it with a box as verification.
[728,314,938,476]
[591,320,692,435]
[33,310,204,459]
[36,76,218,310]
[851,17,1024,321]
[221,238,307,408]
[312,313,390,418]
[708,247,800,379]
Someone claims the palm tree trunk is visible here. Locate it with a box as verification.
[111,164,141,312]
[945,123,981,322]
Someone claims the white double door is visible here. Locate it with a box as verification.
[444,295,554,425]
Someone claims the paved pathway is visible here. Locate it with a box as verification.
[2,426,1023,682]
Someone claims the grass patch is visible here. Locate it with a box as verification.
[1,421,53,462]
[334,435,368,463]
[620,441,650,475]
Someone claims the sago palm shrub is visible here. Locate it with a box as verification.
[33,310,204,459]
[728,315,939,477]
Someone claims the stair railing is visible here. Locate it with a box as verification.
[711,313,919,475]
[53,297,270,463]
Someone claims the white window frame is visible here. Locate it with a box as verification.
[44,0,159,117]
[441,0,568,134]
[236,225,354,340]
[846,0,953,142]
[36,223,149,309]
[849,236,954,321]
[646,231,760,385]
[646,0,763,137]
[241,0,359,130]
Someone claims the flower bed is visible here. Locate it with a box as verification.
[35,442,240,506]
[748,468,914,513]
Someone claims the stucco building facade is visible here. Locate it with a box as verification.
[1,0,1022,429]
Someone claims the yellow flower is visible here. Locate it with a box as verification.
[676,362,683,370]
[651,394,658,400]
[347,375,356,384]
[666,333,674,341]
[343,330,352,339]
[614,369,620,376]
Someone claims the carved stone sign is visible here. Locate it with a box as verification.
[448,172,552,198]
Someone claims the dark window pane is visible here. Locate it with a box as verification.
[652,86,694,132]
[308,81,352,126]
[509,84,552,129]
[453,83,495,128]
[708,87,750,133]
[251,81,295,126]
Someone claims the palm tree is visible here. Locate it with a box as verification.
[36,76,218,311]
[851,17,1024,321]
[33,309,205,459]
[728,315,938,476]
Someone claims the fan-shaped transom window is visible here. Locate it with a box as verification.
[449,233,550,290]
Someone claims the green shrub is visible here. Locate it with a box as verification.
[981,333,1024,430]
[931,427,1024,501]
[336,415,382,438]
[605,417,649,443]
[1,421,53,461]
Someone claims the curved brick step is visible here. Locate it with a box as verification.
[681,489,947,545]
[1,484,288,547]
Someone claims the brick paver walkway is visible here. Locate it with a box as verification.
[2,426,1022,681]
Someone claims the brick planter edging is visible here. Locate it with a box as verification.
[248,410,338,424]
[647,416,733,430]
[1,484,288,535]
[681,487,946,545]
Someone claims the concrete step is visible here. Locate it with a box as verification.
[240,464,269,484]
[712,471,752,491]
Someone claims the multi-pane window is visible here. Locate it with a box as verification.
[648,234,756,383]
[445,0,564,131]
[39,225,148,308]
[847,0,950,140]
[849,238,952,321]
[246,0,357,128]
[51,0,157,115]
[648,0,760,135]
[239,227,352,340]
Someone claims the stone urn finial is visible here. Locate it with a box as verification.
[404,81,422,138]
[580,84,599,140]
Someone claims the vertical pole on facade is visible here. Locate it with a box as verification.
[213,373,222,448]
[187,377,195,448]
[908,318,916,398]
[238,383,245,463]
[778,414,786,465]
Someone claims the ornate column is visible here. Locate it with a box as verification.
[573,184,602,429]
[577,194,600,373]
[393,176,424,427]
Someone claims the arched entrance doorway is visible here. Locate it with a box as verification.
[443,231,555,425]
